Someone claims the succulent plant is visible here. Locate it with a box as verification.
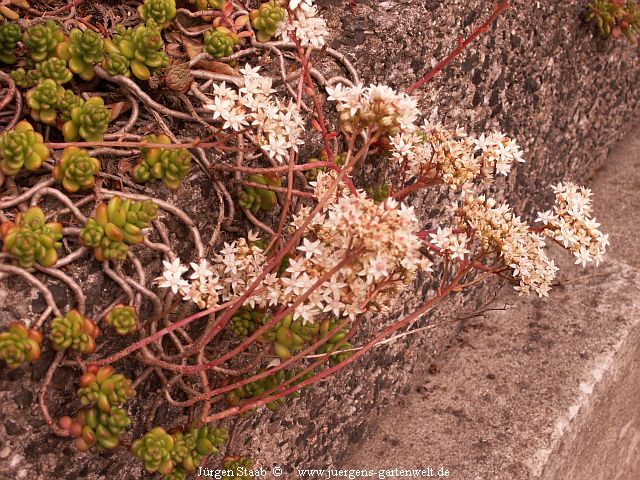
[9,67,29,87]
[104,52,131,77]
[238,174,280,213]
[258,313,319,360]
[250,0,285,43]
[49,309,100,354]
[164,61,194,93]
[0,120,50,175]
[0,21,21,64]
[59,406,132,451]
[227,366,311,411]
[366,183,390,203]
[163,468,187,480]
[0,0,30,21]
[77,365,135,412]
[105,305,138,335]
[80,196,158,261]
[22,19,65,62]
[203,26,239,59]
[58,89,84,122]
[62,96,110,142]
[0,206,62,268]
[26,78,65,125]
[52,147,101,192]
[587,0,640,42]
[132,134,191,190]
[138,0,177,28]
[170,425,227,473]
[28,57,73,85]
[315,319,352,365]
[230,306,264,337]
[221,456,254,479]
[189,0,226,10]
[132,427,175,475]
[0,322,42,369]
[57,28,106,81]
[105,22,169,80]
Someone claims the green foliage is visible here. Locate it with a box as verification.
[104,52,131,77]
[58,89,84,122]
[0,22,21,64]
[22,19,64,62]
[365,183,390,203]
[249,0,285,43]
[138,0,177,28]
[0,206,62,268]
[0,120,49,175]
[221,456,254,480]
[226,367,311,411]
[26,78,65,125]
[62,96,110,142]
[57,28,106,81]
[304,151,345,181]
[132,427,176,475]
[248,312,319,360]
[0,0,30,21]
[238,174,280,213]
[170,425,228,474]
[9,67,29,87]
[132,134,191,190]
[27,57,73,85]
[59,406,132,451]
[163,468,187,480]
[106,22,169,80]
[587,0,640,42]
[315,319,353,365]
[80,195,158,261]
[0,322,42,369]
[190,0,225,10]
[204,26,239,59]
[77,365,135,412]
[52,147,101,192]
[230,306,264,337]
[105,305,138,335]
[50,309,100,354]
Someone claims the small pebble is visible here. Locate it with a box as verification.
[0,446,11,459]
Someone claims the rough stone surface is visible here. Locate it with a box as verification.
[0,0,639,479]
[345,131,640,479]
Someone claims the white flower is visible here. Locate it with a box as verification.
[297,238,323,259]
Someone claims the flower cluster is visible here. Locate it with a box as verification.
[279,0,329,49]
[204,65,305,163]
[536,182,609,267]
[326,83,420,135]
[390,123,525,190]
[455,195,558,297]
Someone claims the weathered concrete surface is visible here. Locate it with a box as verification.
[345,131,640,479]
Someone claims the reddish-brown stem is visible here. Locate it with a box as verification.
[406,1,511,94]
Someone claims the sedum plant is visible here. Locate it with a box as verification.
[226,368,310,411]
[238,174,280,213]
[26,78,65,125]
[0,322,42,369]
[49,309,100,354]
[62,96,110,142]
[221,456,254,480]
[104,52,131,77]
[0,21,21,64]
[137,0,177,28]
[57,28,106,81]
[586,0,640,42]
[0,0,30,20]
[189,0,225,10]
[105,305,138,335]
[52,147,101,193]
[132,134,191,190]
[105,22,169,80]
[22,19,64,62]
[314,319,353,365]
[131,427,175,475]
[79,195,158,261]
[27,57,73,86]
[59,406,132,451]
[203,26,239,59]
[250,0,285,42]
[58,89,84,122]
[0,120,49,175]
[77,365,135,412]
[0,206,62,268]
